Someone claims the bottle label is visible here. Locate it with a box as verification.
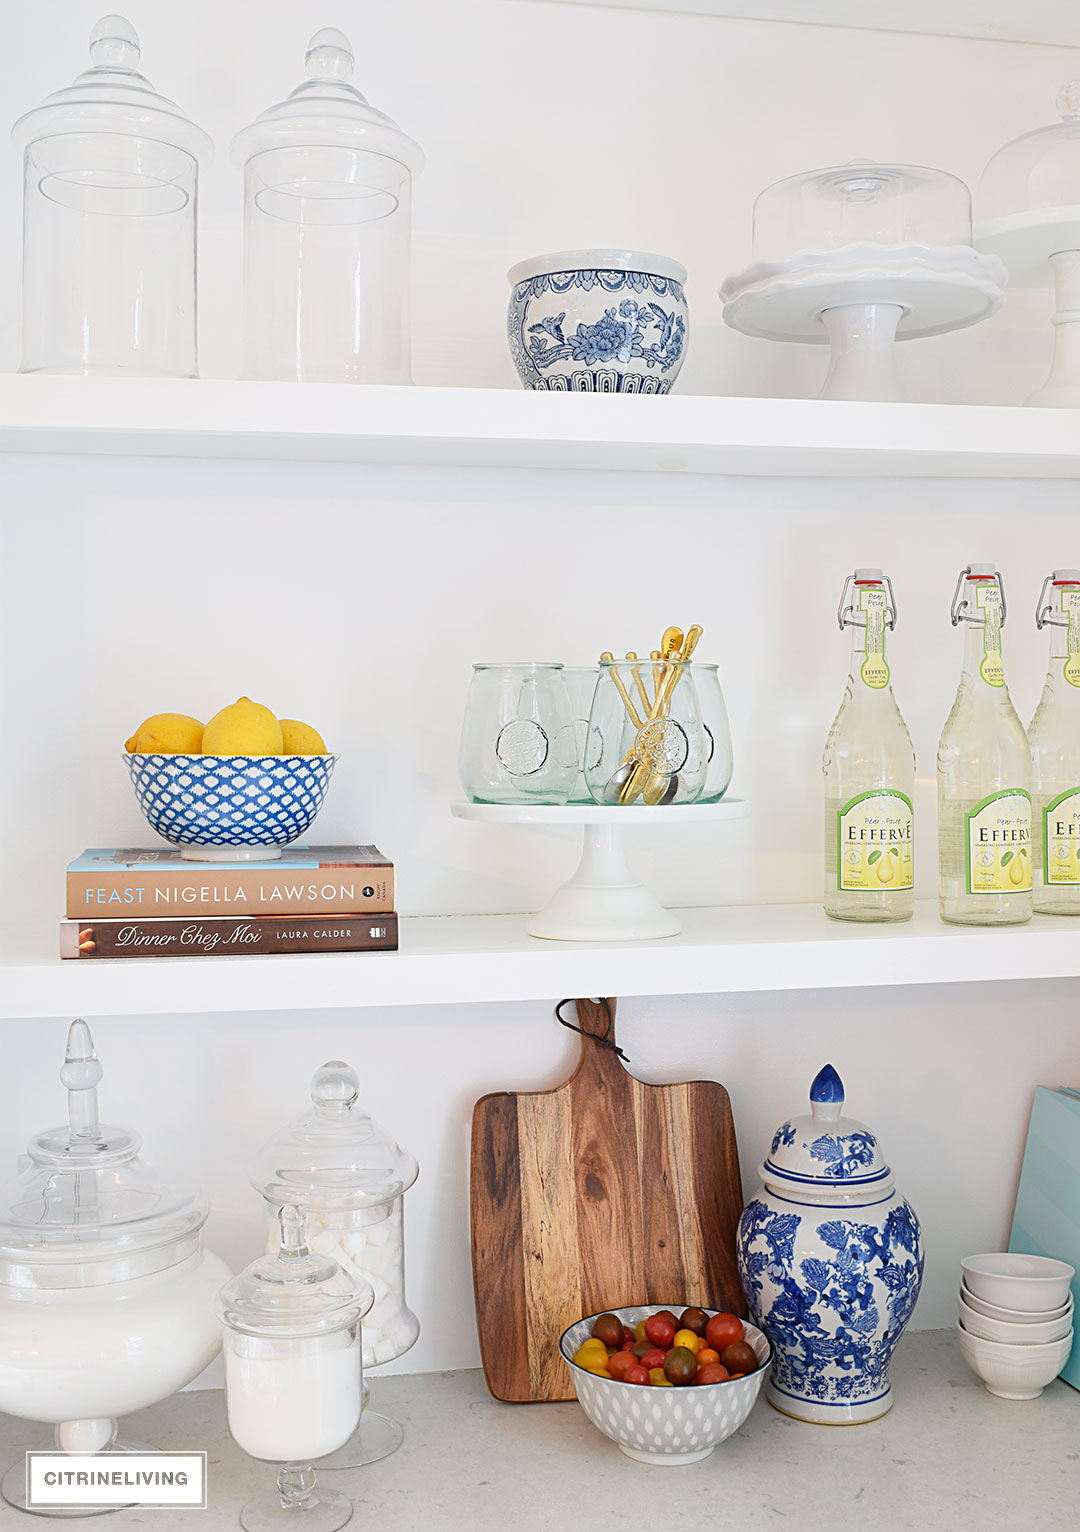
[836,791,914,891]
[1063,589,1080,688]
[859,587,890,690]
[965,790,1031,894]
[1043,788,1080,884]
[975,582,1004,688]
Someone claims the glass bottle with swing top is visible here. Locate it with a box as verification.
[823,569,915,922]
[938,565,1032,926]
[1030,569,1080,914]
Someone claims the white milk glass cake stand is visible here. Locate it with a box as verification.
[722,162,1006,401]
[451,800,747,941]
[978,83,1080,407]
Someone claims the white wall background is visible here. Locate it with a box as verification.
[1,1,1080,1389]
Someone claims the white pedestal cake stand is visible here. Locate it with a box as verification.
[977,212,1080,407]
[451,799,748,942]
[721,243,1007,401]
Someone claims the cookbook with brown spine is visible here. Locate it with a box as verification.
[61,913,399,959]
[66,846,394,919]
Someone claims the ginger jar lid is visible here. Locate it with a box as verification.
[216,1205,372,1339]
[760,1065,893,1201]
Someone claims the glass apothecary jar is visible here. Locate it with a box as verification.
[0,1021,229,1513]
[249,1061,419,1466]
[217,1206,371,1532]
[11,15,212,377]
[232,28,424,384]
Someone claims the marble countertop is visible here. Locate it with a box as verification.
[1,1330,1077,1531]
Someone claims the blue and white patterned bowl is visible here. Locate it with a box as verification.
[560,1306,770,1466]
[124,753,338,862]
[507,249,688,393]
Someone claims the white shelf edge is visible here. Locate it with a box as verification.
[6,900,1080,1020]
[3,376,1080,478]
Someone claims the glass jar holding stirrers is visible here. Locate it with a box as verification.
[216,1206,373,1532]
[586,626,709,805]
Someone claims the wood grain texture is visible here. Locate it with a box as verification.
[470,998,745,1403]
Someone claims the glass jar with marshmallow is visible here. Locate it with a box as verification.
[248,1061,419,1467]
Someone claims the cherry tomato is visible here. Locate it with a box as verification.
[696,1348,721,1368]
[644,1314,676,1348]
[584,1360,611,1378]
[625,1365,650,1385]
[621,1325,636,1345]
[663,1346,698,1386]
[639,1348,666,1371]
[632,1340,654,1360]
[620,1341,634,1352]
[705,1313,744,1353]
[673,1328,702,1354]
[648,1368,673,1387]
[591,1313,625,1349]
[719,1341,758,1376]
[653,1310,679,1327]
[679,1307,709,1337]
[695,1363,730,1385]
[607,1351,638,1380]
[634,1321,649,1343]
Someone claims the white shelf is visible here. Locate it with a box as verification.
[3,375,1080,478]
[8,900,1080,1020]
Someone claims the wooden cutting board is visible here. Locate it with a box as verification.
[470,997,746,1403]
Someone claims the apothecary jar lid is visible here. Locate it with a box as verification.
[216,1205,373,1339]
[12,14,212,159]
[759,1064,893,1202]
[231,27,423,175]
[248,1060,419,1212]
[0,1020,209,1288]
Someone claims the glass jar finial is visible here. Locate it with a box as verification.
[88,14,141,71]
[305,28,354,82]
[60,1019,104,1142]
[310,1060,360,1115]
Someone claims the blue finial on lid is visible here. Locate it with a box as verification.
[810,1064,844,1104]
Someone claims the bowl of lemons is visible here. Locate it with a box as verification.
[122,697,338,861]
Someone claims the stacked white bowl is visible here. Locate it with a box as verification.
[957,1253,1075,1399]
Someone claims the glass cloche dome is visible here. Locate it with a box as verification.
[978,83,1080,282]
[752,161,972,264]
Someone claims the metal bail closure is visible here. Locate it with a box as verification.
[951,565,1007,627]
[837,570,897,631]
[1035,569,1080,629]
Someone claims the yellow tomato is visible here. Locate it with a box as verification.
[584,1361,612,1378]
[648,1368,673,1387]
[634,1320,649,1343]
[673,1329,702,1354]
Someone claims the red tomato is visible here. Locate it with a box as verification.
[621,1325,636,1345]
[607,1351,638,1380]
[639,1348,666,1371]
[705,1313,744,1352]
[695,1363,730,1385]
[653,1310,679,1326]
[644,1314,676,1348]
[624,1365,650,1385]
[620,1341,634,1351]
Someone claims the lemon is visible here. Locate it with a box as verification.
[202,697,283,756]
[125,713,204,754]
[279,718,328,754]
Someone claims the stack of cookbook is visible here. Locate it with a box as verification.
[60,846,397,959]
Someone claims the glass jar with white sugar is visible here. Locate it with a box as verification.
[0,1020,230,1515]
[249,1061,419,1467]
[216,1206,372,1532]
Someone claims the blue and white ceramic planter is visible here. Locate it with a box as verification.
[507,248,688,393]
[737,1064,923,1425]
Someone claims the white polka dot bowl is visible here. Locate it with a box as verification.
[124,753,339,862]
[560,1306,771,1466]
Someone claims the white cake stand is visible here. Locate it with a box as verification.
[451,799,747,942]
[977,212,1080,406]
[721,243,1007,401]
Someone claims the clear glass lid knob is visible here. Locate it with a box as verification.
[305,28,355,82]
[87,14,141,72]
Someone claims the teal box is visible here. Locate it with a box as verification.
[1009,1085,1080,1391]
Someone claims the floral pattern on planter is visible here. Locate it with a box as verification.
[508,268,688,392]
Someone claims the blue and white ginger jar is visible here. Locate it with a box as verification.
[507,248,688,393]
[737,1064,923,1425]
